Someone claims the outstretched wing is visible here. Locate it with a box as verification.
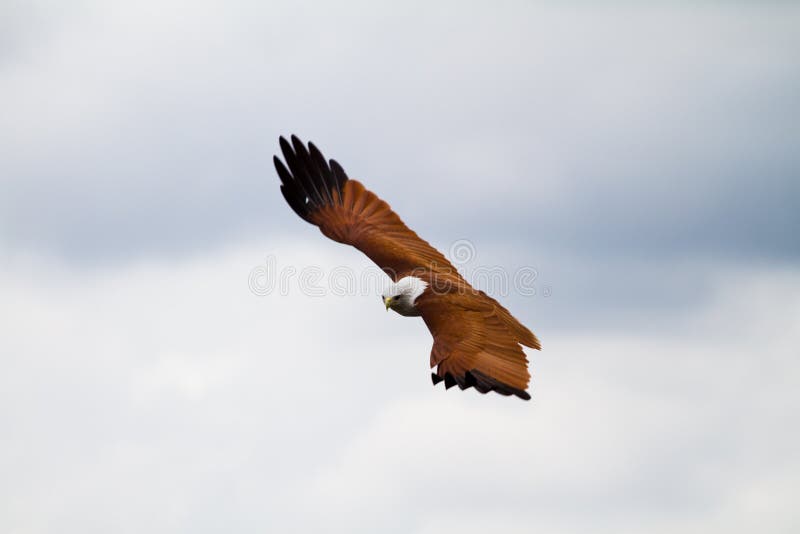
[274,135,541,400]
[274,135,460,281]
[417,287,541,400]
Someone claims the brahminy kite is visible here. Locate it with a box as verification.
[273,136,541,400]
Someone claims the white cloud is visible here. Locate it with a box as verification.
[1,240,798,533]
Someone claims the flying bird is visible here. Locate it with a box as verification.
[273,136,541,400]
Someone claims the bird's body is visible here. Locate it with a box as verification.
[273,136,541,400]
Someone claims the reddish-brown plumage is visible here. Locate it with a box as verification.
[274,136,541,400]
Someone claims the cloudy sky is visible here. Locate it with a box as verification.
[1,1,799,532]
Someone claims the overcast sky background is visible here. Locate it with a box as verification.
[2,1,799,533]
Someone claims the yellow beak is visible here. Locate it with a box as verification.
[384,297,392,311]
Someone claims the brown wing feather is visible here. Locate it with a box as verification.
[476,289,541,350]
[417,288,536,400]
[274,135,459,280]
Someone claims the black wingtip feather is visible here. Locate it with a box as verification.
[469,369,531,400]
[280,185,310,222]
[329,159,348,191]
[273,156,294,188]
[444,373,457,390]
[273,135,350,221]
[454,374,471,390]
[431,369,530,400]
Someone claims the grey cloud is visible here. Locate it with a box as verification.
[1,2,798,264]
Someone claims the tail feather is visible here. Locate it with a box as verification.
[479,290,541,350]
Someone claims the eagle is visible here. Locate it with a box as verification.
[273,136,541,400]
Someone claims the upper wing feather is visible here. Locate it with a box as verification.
[274,135,459,280]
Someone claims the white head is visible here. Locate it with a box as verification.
[381,276,428,317]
